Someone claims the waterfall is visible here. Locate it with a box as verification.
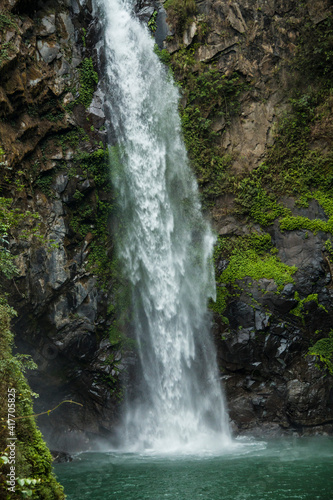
[94,0,231,453]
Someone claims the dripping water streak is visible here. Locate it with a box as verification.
[94,0,232,453]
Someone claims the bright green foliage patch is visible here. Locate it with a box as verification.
[279,215,333,234]
[313,190,333,217]
[220,250,296,288]
[210,232,297,319]
[234,173,291,225]
[325,239,333,257]
[213,232,273,259]
[308,330,333,375]
[78,58,98,108]
[290,292,328,324]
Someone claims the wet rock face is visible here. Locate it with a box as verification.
[213,210,333,435]
[209,202,332,435]
[212,205,333,435]
[219,334,333,436]
[162,0,333,435]
[0,0,121,451]
[165,0,332,174]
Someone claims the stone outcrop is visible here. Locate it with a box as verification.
[165,0,331,172]
[163,0,333,435]
[215,213,333,435]
[0,0,122,451]
[84,0,333,439]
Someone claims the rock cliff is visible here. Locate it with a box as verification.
[161,0,333,435]
[0,0,332,453]
[0,0,123,451]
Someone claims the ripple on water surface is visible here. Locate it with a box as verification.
[55,437,333,500]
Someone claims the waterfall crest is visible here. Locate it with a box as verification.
[95,0,231,453]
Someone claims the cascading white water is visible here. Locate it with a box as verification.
[94,0,232,453]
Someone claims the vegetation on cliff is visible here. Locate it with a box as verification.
[163,1,333,378]
[0,0,124,486]
[0,201,64,499]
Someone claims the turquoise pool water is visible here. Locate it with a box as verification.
[55,437,333,499]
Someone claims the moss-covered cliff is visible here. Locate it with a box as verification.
[0,0,125,456]
[0,294,65,499]
[160,0,333,434]
[0,0,333,472]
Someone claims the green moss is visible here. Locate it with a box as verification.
[279,215,333,234]
[0,317,65,498]
[313,190,333,217]
[213,232,273,260]
[290,292,328,324]
[308,330,333,375]
[108,320,123,346]
[234,173,291,225]
[210,232,297,318]
[0,204,64,499]
[78,58,98,108]
[324,239,333,256]
[220,249,296,288]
